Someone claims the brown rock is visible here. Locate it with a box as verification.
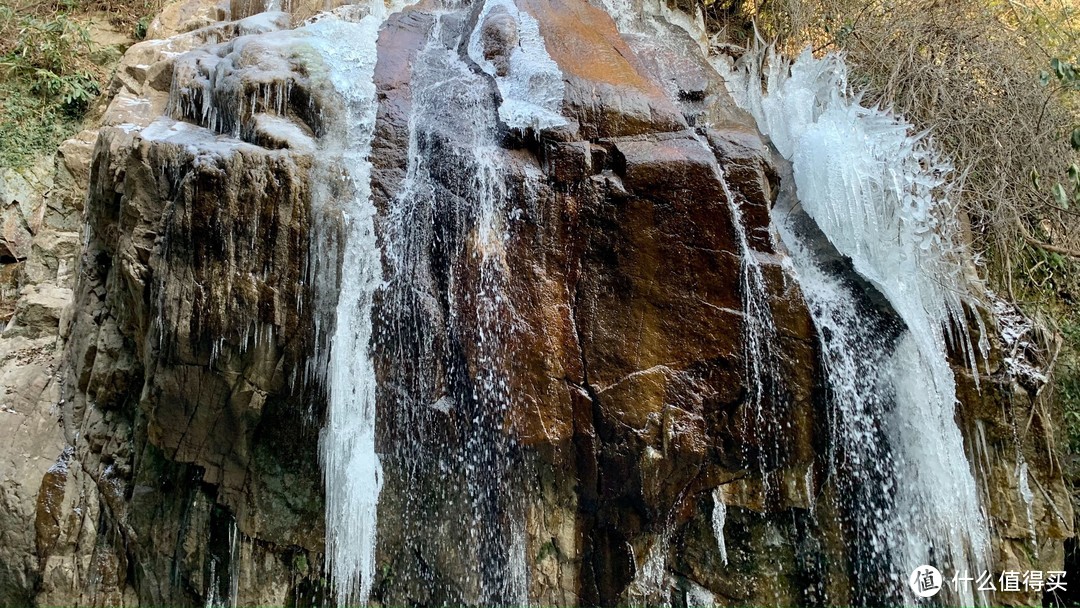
[542,140,592,183]
[612,134,721,197]
[480,5,519,77]
[4,285,73,338]
[56,130,98,196]
[622,19,751,129]
[371,7,436,206]
[515,0,686,138]
[706,126,779,251]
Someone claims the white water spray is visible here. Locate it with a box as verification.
[721,47,988,603]
[378,9,532,602]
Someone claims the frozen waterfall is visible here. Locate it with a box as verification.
[306,6,400,605]
[721,46,990,604]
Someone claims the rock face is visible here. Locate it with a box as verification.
[0,98,88,608]
[1,7,327,606]
[362,2,822,604]
[0,0,1073,606]
[952,300,1075,607]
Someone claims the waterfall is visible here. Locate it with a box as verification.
[306,7,399,605]
[773,209,912,602]
[718,173,788,486]
[377,5,534,603]
[720,47,989,603]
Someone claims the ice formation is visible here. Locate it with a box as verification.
[467,0,567,131]
[721,46,989,603]
[302,8,400,606]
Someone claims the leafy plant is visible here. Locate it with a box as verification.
[0,4,104,167]
[292,552,310,575]
[1057,351,1080,454]
[0,83,81,167]
[134,14,150,40]
[1035,57,1080,211]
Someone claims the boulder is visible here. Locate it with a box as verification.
[4,285,73,339]
[0,204,32,262]
[148,0,230,38]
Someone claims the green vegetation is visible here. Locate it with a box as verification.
[293,552,311,575]
[0,6,98,167]
[0,0,160,169]
[1036,57,1080,211]
[134,14,151,39]
[1059,319,1080,454]
[0,85,82,168]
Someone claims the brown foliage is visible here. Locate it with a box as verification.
[708,0,1080,298]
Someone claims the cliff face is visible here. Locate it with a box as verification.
[0,0,1072,606]
[364,1,822,603]
[0,108,95,607]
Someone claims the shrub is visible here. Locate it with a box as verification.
[0,3,105,167]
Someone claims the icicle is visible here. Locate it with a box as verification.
[626,531,672,606]
[711,488,728,566]
[303,6,400,604]
[1017,461,1038,557]
[685,581,716,608]
[228,520,239,608]
[466,0,566,132]
[720,44,989,604]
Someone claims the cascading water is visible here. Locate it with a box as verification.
[41,0,1078,598]
[773,205,913,602]
[720,46,989,604]
[375,4,539,603]
[170,2,991,605]
[162,6,407,603]
[718,173,789,486]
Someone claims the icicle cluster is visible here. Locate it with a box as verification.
[302,9,396,606]
[720,46,989,604]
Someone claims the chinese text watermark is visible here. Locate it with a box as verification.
[908,565,1066,597]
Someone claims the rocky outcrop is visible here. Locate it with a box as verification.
[0,0,1073,606]
[0,110,90,608]
[952,299,1075,607]
[0,6,327,605]
[361,1,827,604]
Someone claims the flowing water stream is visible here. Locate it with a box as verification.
[721,46,990,605]
[371,5,531,604]
[303,4,991,606]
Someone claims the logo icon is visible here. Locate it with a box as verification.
[909,565,943,598]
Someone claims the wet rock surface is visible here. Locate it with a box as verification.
[0,0,1072,605]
